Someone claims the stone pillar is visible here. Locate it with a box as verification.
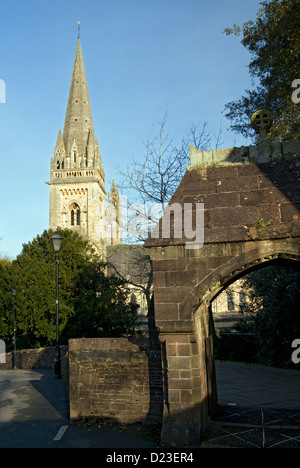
[159,331,201,446]
[194,301,217,420]
[158,300,217,446]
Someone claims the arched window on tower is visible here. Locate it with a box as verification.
[70,203,80,227]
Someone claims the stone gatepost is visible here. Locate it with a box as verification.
[152,295,216,446]
[145,245,218,446]
[159,329,201,446]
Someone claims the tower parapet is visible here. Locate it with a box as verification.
[189,111,300,170]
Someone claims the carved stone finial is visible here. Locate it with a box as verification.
[251,109,273,137]
[251,110,273,161]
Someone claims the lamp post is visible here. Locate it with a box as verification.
[51,230,63,379]
[11,285,17,370]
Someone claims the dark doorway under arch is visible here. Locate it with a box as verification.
[210,259,300,369]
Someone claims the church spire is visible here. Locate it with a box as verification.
[63,37,95,159]
[49,35,110,253]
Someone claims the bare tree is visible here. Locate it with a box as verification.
[118,112,218,211]
[118,112,179,210]
[110,113,223,323]
[106,244,153,313]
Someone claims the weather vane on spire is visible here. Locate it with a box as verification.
[77,21,80,39]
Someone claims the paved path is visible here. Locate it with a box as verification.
[0,369,157,448]
[215,360,300,408]
[201,361,300,448]
[0,362,299,448]
[0,369,69,448]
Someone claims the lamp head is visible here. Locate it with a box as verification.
[51,230,63,253]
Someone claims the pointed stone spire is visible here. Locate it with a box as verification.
[108,180,121,245]
[63,37,95,158]
[54,126,66,158]
[95,137,105,180]
[110,179,120,207]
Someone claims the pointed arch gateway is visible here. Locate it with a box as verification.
[146,239,300,446]
[144,134,300,446]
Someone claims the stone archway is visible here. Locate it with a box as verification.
[144,135,300,446]
[150,243,300,446]
[182,242,300,320]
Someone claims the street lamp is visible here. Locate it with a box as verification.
[11,285,17,370]
[51,230,63,379]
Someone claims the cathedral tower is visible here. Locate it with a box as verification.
[48,38,120,251]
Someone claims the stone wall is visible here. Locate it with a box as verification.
[68,337,163,426]
[0,346,68,378]
[189,140,300,168]
[147,157,300,249]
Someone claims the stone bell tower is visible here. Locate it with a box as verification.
[48,37,119,252]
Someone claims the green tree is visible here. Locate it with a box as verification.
[234,264,300,368]
[0,229,94,348]
[0,262,13,347]
[64,261,137,339]
[223,0,300,142]
[0,229,137,348]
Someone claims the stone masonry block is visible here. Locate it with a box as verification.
[168,379,192,390]
[180,390,193,403]
[167,356,191,371]
[209,206,260,228]
[177,344,191,357]
[216,176,259,193]
[280,203,300,222]
[194,192,239,209]
[153,286,191,304]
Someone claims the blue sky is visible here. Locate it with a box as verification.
[0,0,263,259]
